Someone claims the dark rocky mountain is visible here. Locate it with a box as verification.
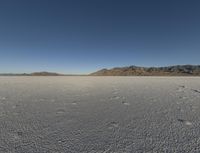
[90,65,200,76]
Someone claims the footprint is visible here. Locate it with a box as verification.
[17,131,23,136]
[71,101,77,105]
[113,91,118,95]
[191,105,198,112]
[179,96,187,100]
[177,119,192,126]
[56,109,65,114]
[150,98,157,102]
[12,104,20,109]
[10,132,22,141]
[177,85,186,92]
[108,122,119,129]
[110,96,120,100]
[192,89,200,94]
[122,101,130,106]
[184,121,192,126]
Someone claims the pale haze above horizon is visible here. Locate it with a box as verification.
[0,0,200,74]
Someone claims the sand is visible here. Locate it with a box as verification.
[0,76,200,153]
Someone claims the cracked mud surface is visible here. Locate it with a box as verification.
[0,76,200,153]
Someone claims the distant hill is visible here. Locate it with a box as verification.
[30,72,61,76]
[90,65,200,76]
[0,73,30,76]
[0,72,62,76]
[0,71,87,76]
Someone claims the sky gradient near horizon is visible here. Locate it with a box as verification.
[0,0,200,74]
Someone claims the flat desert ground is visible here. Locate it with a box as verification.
[0,76,200,153]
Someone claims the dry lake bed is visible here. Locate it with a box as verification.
[0,76,200,153]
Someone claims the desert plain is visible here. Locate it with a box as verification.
[0,76,200,153]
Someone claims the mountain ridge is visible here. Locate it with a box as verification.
[90,65,200,76]
[0,71,86,76]
[0,71,62,76]
[1,65,200,76]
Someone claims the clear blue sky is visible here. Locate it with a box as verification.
[0,0,200,74]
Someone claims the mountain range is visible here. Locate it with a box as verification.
[0,72,61,76]
[1,65,200,76]
[90,65,200,76]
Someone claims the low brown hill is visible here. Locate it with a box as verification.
[30,72,61,76]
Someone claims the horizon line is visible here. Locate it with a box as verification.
[0,64,200,75]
